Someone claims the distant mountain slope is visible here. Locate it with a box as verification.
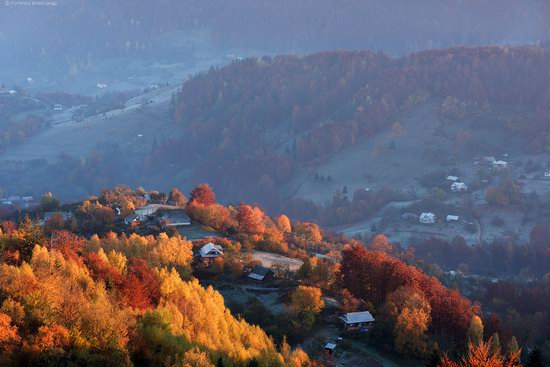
[2,46,550,213]
[0,0,546,66]
[169,46,550,209]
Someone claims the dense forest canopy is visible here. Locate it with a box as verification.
[167,46,550,210]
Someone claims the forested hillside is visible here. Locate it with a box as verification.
[168,46,550,211]
[0,223,301,366]
[0,185,542,365]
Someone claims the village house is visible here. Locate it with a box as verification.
[446,215,459,222]
[198,242,224,259]
[124,214,142,227]
[339,311,375,330]
[446,175,459,182]
[451,182,467,192]
[134,203,179,217]
[419,212,436,224]
[247,266,273,282]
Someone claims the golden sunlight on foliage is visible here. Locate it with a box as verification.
[440,338,521,367]
[290,286,324,315]
[156,269,281,363]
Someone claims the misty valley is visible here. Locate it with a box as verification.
[0,1,549,367]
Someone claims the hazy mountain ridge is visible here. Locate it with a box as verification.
[0,0,546,68]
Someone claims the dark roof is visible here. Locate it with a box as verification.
[250,266,272,276]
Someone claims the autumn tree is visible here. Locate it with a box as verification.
[370,234,392,253]
[507,336,520,355]
[237,204,264,237]
[383,286,432,357]
[0,312,20,355]
[294,222,322,243]
[122,258,161,309]
[50,230,85,264]
[176,347,215,367]
[467,315,484,346]
[440,338,521,367]
[189,183,216,206]
[169,187,187,206]
[16,215,45,260]
[340,288,359,313]
[276,215,292,233]
[290,286,324,315]
[39,192,61,212]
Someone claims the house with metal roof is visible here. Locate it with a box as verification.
[446,215,459,222]
[339,311,375,329]
[198,243,224,258]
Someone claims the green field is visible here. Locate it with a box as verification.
[177,222,222,240]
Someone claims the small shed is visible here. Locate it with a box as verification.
[446,215,459,222]
[247,266,273,281]
[446,175,459,182]
[324,342,337,354]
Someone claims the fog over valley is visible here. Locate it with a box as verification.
[0,2,549,367]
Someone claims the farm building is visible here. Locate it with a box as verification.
[124,214,142,226]
[451,182,467,192]
[135,204,179,217]
[339,311,375,330]
[446,215,459,222]
[247,266,273,281]
[324,342,337,355]
[419,212,436,224]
